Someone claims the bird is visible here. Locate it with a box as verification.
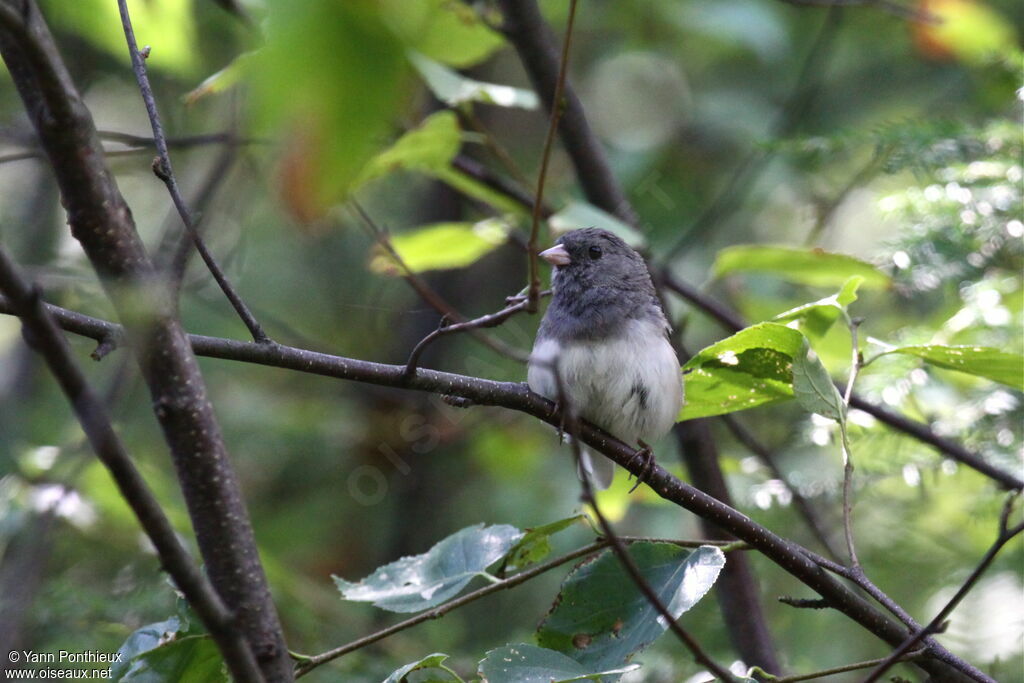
[528,228,684,489]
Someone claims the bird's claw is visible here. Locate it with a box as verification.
[627,440,655,493]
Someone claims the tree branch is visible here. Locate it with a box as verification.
[116,0,269,344]
[862,494,1022,683]
[0,3,292,678]
[0,247,262,683]
[0,295,986,682]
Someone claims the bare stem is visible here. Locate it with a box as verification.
[524,0,579,312]
[116,0,269,343]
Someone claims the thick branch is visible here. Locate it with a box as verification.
[0,247,262,682]
[0,296,985,682]
[0,3,291,679]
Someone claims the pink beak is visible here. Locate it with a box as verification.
[539,244,571,266]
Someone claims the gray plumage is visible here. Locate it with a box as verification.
[528,228,684,488]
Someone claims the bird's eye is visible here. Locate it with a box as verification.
[588,245,603,260]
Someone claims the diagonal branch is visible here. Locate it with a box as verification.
[116,0,269,344]
[0,294,988,682]
[0,247,262,683]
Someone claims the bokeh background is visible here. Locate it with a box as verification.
[0,0,1021,680]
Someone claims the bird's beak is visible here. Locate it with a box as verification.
[539,244,571,266]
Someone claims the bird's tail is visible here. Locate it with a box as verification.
[578,446,615,490]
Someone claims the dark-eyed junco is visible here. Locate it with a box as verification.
[528,228,684,488]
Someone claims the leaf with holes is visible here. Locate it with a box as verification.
[536,544,725,672]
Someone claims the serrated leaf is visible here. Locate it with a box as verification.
[477,644,640,683]
[680,322,805,419]
[382,0,506,68]
[369,219,509,275]
[382,653,453,683]
[792,339,845,422]
[357,111,462,187]
[333,523,523,613]
[874,345,1024,390]
[537,544,725,672]
[410,52,538,109]
[504,515,586,571]
[549,201,645,250]
[712,245,890,290]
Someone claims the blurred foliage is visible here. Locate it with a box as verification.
[0,0,1022,681]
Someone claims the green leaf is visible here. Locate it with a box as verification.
[549,201,646,250]
[410,52,538,109]
[873,345,1024,390]
[111,618,225,683]
[792,339,845,422]
[433,166,531,216]
[369,219,510,275]
[382,0,506,68]
[504,515,586,572]
[41,0,200,77]
[680,322,805,419]
[712,245,890,290]
[477,644,639,683]
[536,544,725,672]
[251,1,408,220]
[333,523,524,613]
[383,653,454,683]
[357,111,463,187]
[184,52,256,105]
[773,277,863,339]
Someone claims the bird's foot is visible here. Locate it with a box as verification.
[627,440,655,493]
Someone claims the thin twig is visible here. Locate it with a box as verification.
[840,315,863,569]
[862,494,1022,683]
[524,0,579,312]
[0,246,263,683]
[350,202,530,371]
[551,358,738,683]
[761,648,927,682]
[662,6,844,262]
[403,297,533,376]
[293,539,611,676]
[116,0,269,343]
[720,414,841,561]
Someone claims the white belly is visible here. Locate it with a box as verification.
[528,318,684,446]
